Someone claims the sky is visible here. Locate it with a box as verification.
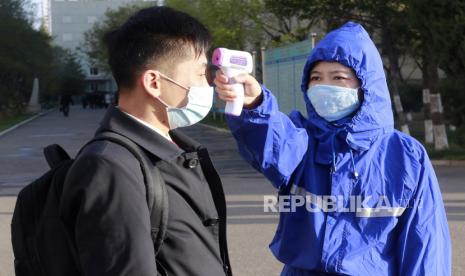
[24,0,43,29]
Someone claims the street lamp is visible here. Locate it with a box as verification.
[311,32,318,49]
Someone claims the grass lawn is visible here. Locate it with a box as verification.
[428,149,465,160]
[0,113,36,132]
[425,144,465,160]
[411,129,465,160]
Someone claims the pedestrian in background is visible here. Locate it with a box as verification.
[60,94,72,117]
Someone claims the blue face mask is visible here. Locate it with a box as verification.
[307,84,361,122]
[158,73,213,129]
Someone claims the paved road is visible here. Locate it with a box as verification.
[0,106,464,275]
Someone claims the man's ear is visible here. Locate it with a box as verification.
[141,69,161,98]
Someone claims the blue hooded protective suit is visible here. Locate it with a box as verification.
[225,22,451,275]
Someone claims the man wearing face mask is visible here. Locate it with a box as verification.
[60,6,231,276]
[215,22,450,275]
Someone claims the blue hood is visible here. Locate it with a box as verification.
[300,22,394,154]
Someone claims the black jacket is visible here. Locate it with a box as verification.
[60,106,231,276]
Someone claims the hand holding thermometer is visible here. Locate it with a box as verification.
[212,48,253,116]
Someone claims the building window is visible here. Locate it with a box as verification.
[62,16,72,23]
[63,33,73,41]
[90,67,99,75]
[87,16,97,24]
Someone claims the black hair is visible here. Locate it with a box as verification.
[103,6,211,89]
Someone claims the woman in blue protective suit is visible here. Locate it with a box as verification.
[214,22,451,275]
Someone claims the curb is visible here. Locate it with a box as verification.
[431,159,465,167]
[0,108,56,138]
[199,123,230,133]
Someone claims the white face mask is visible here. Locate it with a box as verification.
[158,74,213,129]
[307,84,360,122]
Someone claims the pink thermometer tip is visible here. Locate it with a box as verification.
[212,48,226,67]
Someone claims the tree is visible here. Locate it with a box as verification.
[364,1,411,135]
[48,48,86,98]
[80,3,153,74]
[0,0,86,116]
[429,1,465,133]
[165,0,264,50]
[407,0,457,150]
[82,0,266,75]
[246,0,319,45]
[0,0,53,115]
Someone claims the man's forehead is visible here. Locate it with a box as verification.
[170,51,207,74]
[189,55,207,70]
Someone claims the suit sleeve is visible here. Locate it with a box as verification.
[225,85,308,190]
[60,155,157,276]
[396,151,451,275]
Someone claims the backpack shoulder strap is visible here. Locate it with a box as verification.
[87,131,169,255]
[43,144,71,168]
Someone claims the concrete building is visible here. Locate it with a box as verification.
[45,0,157,94]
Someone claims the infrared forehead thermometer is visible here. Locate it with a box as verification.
[212,48,253,116]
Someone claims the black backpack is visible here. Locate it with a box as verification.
[11,131,169,276]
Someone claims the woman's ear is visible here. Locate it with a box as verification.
[141,69,161,98]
